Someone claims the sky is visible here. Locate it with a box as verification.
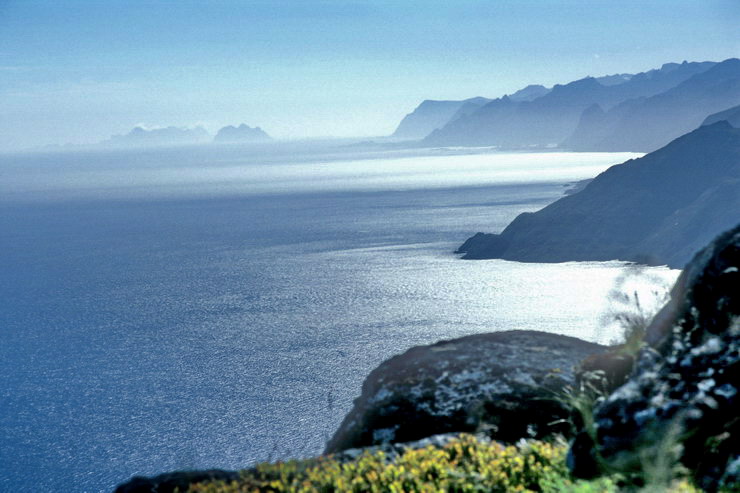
[0,0,738,150]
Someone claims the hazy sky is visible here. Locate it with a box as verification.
[1,0,738,149]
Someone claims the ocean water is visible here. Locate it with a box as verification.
[0,144,677,492]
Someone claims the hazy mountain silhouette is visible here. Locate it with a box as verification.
[391,97,492,140]
[508,84,551,101]
[456,121,740,268]
[565,58,740,151]
[105,126,211,147]
[214,124,272,143]
[702,103,740,127]
[422,60,716,147]
[424,77,604,147]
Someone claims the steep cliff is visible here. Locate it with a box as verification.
[457,121,740,268]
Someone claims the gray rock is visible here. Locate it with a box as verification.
[568,224,740,491]
[325,330,607,453]
[333,432,491,465]
[114,469,239,493]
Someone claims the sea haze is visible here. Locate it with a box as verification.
[0,144,676,492]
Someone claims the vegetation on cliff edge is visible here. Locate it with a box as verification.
[187,434,700,492]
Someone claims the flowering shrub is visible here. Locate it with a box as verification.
[189,435,580,492]
[187,434,702,492]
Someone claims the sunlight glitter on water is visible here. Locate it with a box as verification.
[1,147,671,492]
[0,147,640,201]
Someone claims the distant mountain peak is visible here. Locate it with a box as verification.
[661,62,681,72]
[507,84,550,102]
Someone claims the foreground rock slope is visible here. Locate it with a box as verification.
[569,223,740,491]
[457,121,740,268]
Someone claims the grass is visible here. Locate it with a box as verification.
[600,267,671,356]
[185,434,702,492]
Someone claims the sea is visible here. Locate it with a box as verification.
[0,142,679,492]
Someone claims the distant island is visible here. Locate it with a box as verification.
[213,124,272,143]
[392,58,740,152]
[105,126,211,147]
[99,123,272,148]
[457,120,740,268]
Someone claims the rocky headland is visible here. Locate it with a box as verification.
[457,121,740,268]
[391,97,492,140]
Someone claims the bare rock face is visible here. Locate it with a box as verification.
[568,224,740,491]
[325,330,607,454]
[114,469,239,493]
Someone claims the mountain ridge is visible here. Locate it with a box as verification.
[419,60,718,148]
[566,58,740,151]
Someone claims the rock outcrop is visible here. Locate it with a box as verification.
[568,224,740,491]
[457,121,740,268]
[115,469,239,493]
[325,330,606,453]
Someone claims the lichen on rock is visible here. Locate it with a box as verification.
[325,330,607,453]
